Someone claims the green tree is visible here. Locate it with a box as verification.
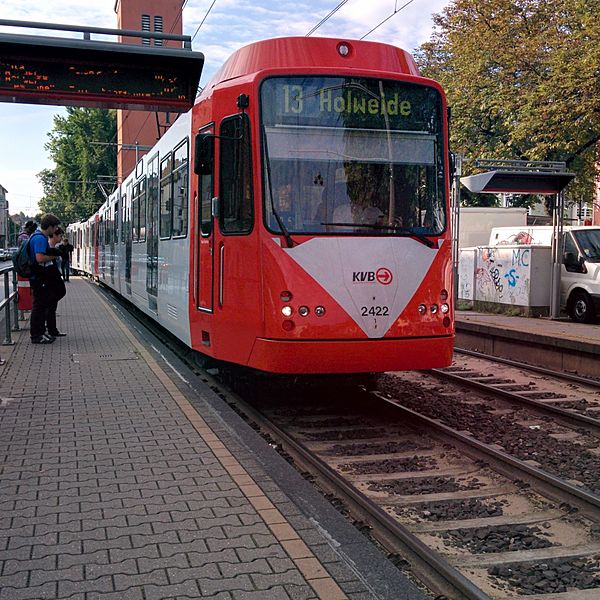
[38,108,117,225]
[416,0,600,208]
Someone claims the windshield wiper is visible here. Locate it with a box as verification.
[262,126,295,248]
[320,222,436,248]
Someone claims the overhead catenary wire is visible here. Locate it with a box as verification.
[360,0,417,39]
[191,0,218,42]
[306,0,351,36]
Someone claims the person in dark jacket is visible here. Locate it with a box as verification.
[45,227,67,339]
[59,237,74,282]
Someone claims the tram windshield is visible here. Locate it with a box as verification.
[260,76,447,236]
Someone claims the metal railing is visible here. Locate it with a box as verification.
[0,263,21,347]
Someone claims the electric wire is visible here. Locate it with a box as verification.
[191,0,218,42]
[360,0,417,39]
[306,0,350,36]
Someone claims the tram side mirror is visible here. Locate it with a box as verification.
[194,133,214,176]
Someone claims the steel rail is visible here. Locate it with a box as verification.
[430,365,600,437]
[228,392,492,600]
[455,347,600,388]
[373,392,600,515]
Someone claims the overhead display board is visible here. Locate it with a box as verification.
[0,33,204,112]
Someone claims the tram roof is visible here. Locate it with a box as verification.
[201,37,421,97]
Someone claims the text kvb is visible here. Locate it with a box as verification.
[352,271,377,282]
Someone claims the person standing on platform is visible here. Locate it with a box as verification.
[45,227,67,339]
[29,214,61,344]
[59,237,74,282]
[17,220,37,244]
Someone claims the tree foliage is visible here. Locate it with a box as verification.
[415,0,599,207]
[38,108,117,225]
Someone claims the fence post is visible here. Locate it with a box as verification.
[2,271,14,346]
[11,270,20,331]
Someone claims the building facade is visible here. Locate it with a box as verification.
[114,0,184,182]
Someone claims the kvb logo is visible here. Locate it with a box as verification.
[352,267,393,285]
[376,267,393,285]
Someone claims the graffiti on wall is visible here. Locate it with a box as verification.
[474,247,531,305]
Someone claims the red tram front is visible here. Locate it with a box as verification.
[188,37,454,373]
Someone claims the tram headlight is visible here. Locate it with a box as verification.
[417,304,427,315]
[441,303,450,314]
[282,320,295,331]
[440,289,449,301]
[281,306,293,317]
[298,306,310,317]
[337,42,351,57]
[280,290,293,302]
[314,306,326,317]
[430,304,439,314]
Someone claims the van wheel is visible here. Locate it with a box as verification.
[568,291,595,323]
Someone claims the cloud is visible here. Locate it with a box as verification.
[0,0,450,215]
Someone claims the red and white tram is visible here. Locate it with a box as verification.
[69,36,454,374]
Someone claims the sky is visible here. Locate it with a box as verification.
[0,0,449,216]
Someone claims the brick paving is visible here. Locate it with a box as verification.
[0,279,389,600]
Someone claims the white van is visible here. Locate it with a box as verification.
[489,226,600,323]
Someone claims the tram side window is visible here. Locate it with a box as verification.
[147,155,159,239]
[172,141,189,238]
[160,154,172,238]
[113,200,119,244]
[121,195,126,243]
[199,129,214,236]
[219,115,253,234]
[139,177,147,242]
[132,182,140,242]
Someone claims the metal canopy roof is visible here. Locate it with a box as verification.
[460,170,575,195]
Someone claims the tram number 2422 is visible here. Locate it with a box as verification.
[361,306,390,316]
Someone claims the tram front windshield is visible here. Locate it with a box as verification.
[260,76,446,236]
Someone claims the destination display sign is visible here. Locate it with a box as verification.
[262,76,442,133]
[0,34,204,112]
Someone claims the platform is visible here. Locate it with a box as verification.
[456,310,600,378]
[0,279,425,600]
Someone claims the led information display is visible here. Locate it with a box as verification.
[0,34,204,111]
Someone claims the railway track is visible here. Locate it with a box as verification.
[104,287,600,599]
[236,377,600,600]
[432,348,600,436]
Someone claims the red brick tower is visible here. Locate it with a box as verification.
[114,0,184,182]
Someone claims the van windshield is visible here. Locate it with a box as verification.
[574,229,600,261]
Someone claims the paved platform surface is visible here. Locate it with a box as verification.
[0,279,426,600]
[456,310,600,352]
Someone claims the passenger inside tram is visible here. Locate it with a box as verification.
[266,158,443,236]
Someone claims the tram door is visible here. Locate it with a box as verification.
[146,154,159,313]
[195,126,215,312]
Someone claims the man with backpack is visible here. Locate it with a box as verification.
[28,214,62,344]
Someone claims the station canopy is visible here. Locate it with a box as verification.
[460,170,575,195]
[0,26,204,112]
[460,160,575,196]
